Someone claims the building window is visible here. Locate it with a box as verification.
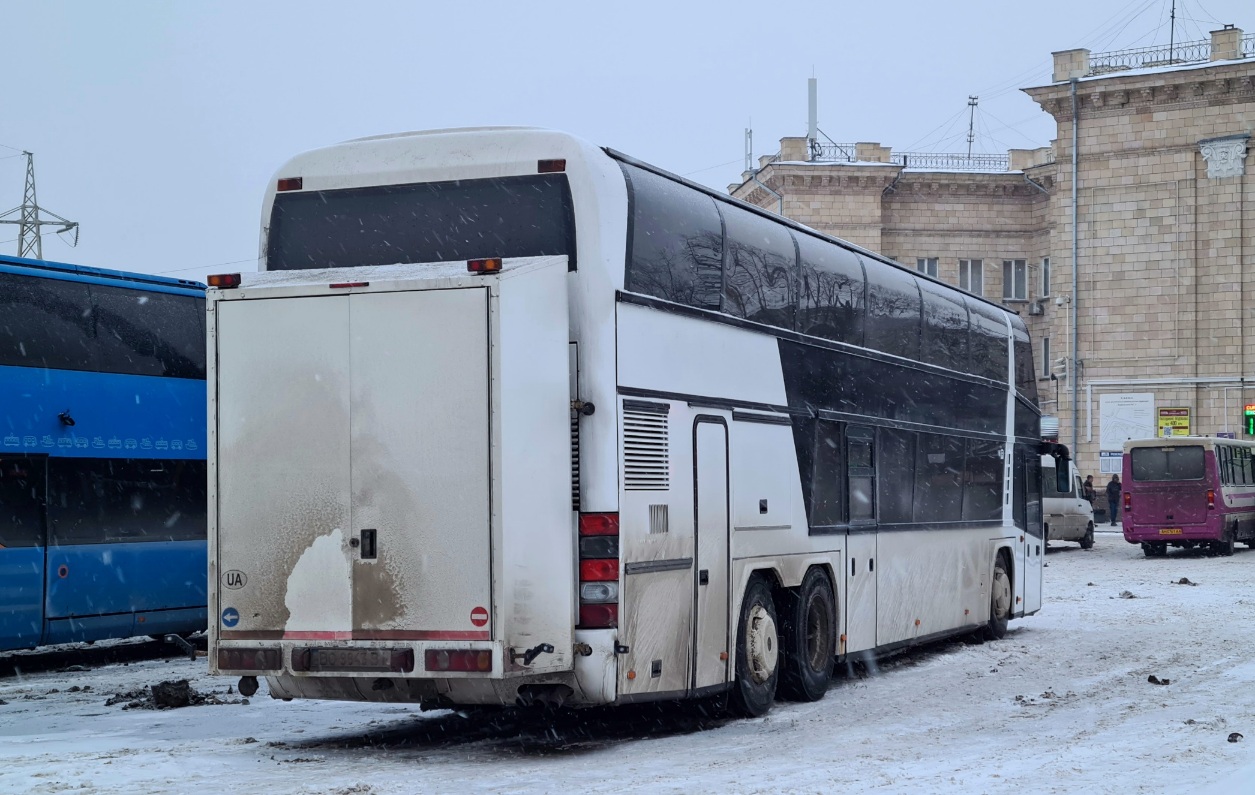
[916,257,938,278]
[1041,337,1051,378]
[1002,259,1027,301]
[959,259,983,295]
[1040,257,1051,298]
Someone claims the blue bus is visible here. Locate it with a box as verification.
[0,254,207,651]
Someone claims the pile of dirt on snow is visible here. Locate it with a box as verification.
[104,679,249,710]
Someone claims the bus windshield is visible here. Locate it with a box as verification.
[1130,445,1205,482]
[266,174,575,270]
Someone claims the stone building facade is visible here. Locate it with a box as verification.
[730,26,1254,479]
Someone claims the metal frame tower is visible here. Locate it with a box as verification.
[0,151,79,260]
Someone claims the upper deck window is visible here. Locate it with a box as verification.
[621,164,723,310]
[267,175,575,271]
[1130,445,1205,482]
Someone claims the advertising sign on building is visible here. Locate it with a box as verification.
[1099,393,1156,451]
[1157,407,1191,438]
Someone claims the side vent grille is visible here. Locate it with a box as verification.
[649,504,669,534]
[623,400,670,491]
[570,409,581,511]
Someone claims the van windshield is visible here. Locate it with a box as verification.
[266,174,575,270]
[1130,446,1205,482]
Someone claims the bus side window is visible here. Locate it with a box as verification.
[718,202,797,327]
[848,429,876,523]
[878,428,915,524]
[1219,446,1232,486]
[914,433,963,523]
[963,439,1003,521]
[809,420,845,531]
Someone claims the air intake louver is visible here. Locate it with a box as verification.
[571,410,581,511]
[623,401,670,491]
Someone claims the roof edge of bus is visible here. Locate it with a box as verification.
[0,253,206,291]
[344,126,551,145]
[602,147,1024,324]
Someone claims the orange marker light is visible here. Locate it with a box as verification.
[467,258,502,274]
[207,273,242,289]
[277,177,303,192]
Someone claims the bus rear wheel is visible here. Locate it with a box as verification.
[1214,531,1236,557]
[983,556,1011,641]
[778,568,836,702]
[729,577,780,717]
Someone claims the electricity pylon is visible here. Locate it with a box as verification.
[0,151,79,260]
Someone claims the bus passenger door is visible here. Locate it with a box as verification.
[693,418,730,690]
[844,427,877,654]
[1022,450,1043,614]
[0,455,47,650]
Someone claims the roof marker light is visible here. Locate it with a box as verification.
[208,273,242,289]
[467,258,502,274]
[277,177,304,192]
[329,282,369,289]
[538,159,566,173]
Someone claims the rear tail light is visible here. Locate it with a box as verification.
[1124,492,1131,511]
[578,512,619,628]
[1207,489,1216,510]
[424,649,493,672]
[216,647,281,671]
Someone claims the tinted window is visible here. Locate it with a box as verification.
[1012,321,1038,402]
[914,433,964,522]
[919,278,969,372]
[877,427,915,524]
[0,457,45,548]
[719,204,796,326]
[848,431,875,522]
[965,298,1009,381]
[93,286,205,379]
[1015,397,1040,440]
[622,164,722,309]
[268,174,575,271]
[863,258,921,360]
[1024,444,1042,536]
[810,421,844,528]
[795,234,865,345]
[47,458,206,545]
[964,439,1003,521]
[1130,446,1206,482]
[0,273,94,370]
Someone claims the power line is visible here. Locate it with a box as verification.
[682,157,742,177]
[154,257,256,275]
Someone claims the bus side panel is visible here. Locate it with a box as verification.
[496,262,575,672]
[876,529,984,645]
[44,540,206,619]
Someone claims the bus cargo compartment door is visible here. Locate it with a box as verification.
[348,288,491,639]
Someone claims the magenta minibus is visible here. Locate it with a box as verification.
[1122,436,1255,557]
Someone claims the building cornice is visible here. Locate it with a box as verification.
[1025,61,1255,122]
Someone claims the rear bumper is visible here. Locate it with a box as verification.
[1124,522,1219,544]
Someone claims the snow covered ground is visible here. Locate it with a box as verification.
[4,531,1255,795]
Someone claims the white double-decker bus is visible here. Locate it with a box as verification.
[208,127,1068,716]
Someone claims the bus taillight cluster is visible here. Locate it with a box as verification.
[577,513,619,628]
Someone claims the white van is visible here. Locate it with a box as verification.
[1042,455,1095,549]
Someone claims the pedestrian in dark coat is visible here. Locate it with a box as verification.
[1106,474,1122,526]
[1083,475,1096,506]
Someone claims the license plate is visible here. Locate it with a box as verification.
[1159,528,1183,535]
[309,647,394,671]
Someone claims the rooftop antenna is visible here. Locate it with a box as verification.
[966,96,979,157]
[807,77,818,161]
[744,124,753,174]
[0,152,79,259]
[1169,0,1176,62]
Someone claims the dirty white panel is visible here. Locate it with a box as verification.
[348,288,491,635]
[618,567,693,696]
[215,295,353,636]
[875,528,989,645]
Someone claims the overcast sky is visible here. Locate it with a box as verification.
[1,0,1248,284]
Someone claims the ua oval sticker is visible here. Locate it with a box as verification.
[470,606,489,627]
[222,570,248,590]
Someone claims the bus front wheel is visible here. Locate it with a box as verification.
[984,556,1011,641]
[1079,523,1095,550]
[729,577,780,717]
[777,568,836,702]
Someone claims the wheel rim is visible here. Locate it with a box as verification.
[746,604,778,683]
[803,591,830,672]
[991,568,1011,621]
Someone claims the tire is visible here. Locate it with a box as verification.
[1079,523,1095,550]
[984,555,1011,641]
[777,568,836,702]
[728,577,780,717]
[1216,530,1236,557]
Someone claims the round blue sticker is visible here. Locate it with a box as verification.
[220,607,240,628]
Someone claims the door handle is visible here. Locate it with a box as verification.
[699,569,709,585]
[359,529,377,559]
